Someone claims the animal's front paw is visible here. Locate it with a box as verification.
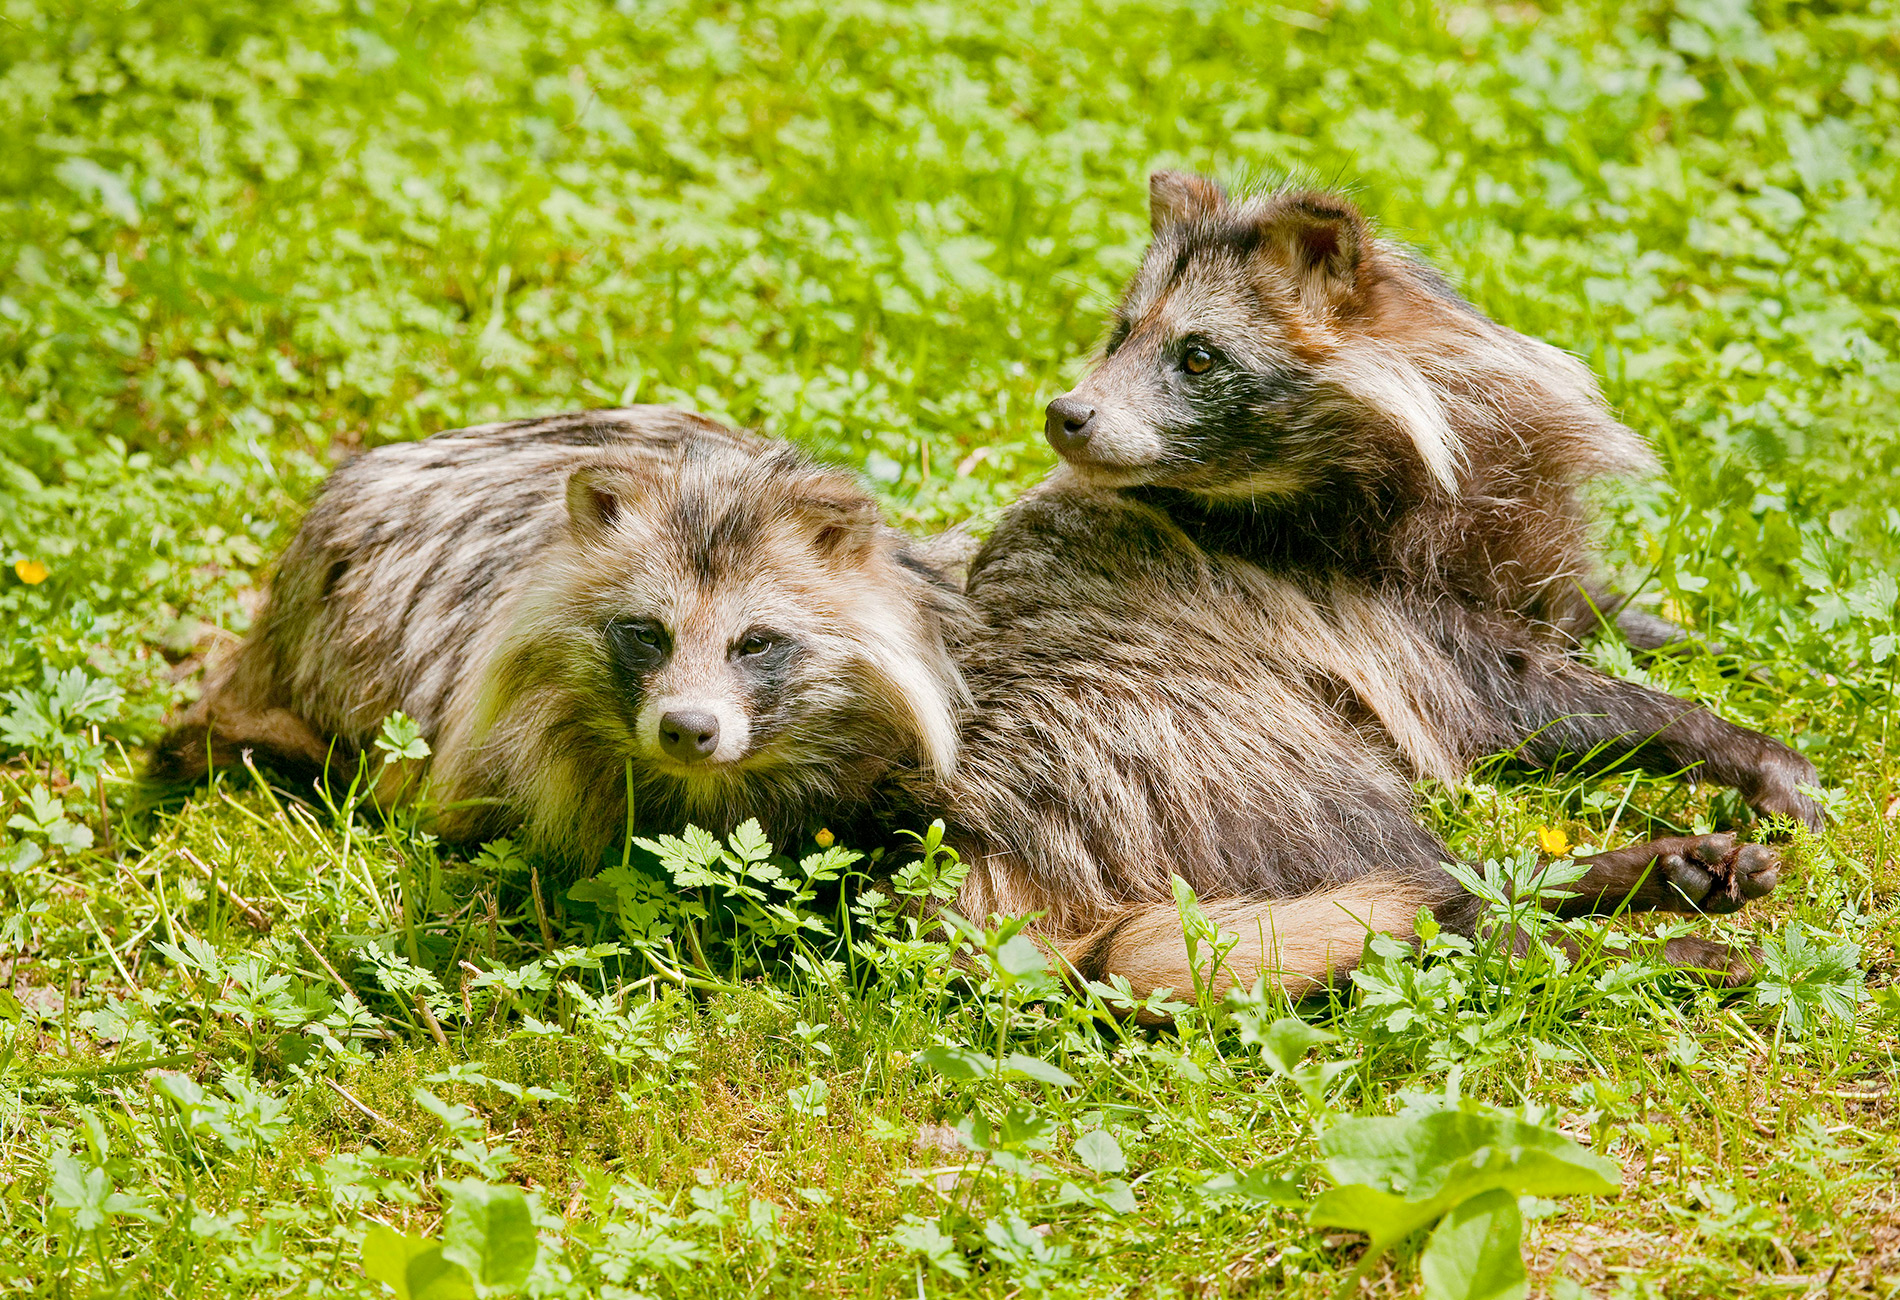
[1654,834,1781,915]
[1746,749,1823,832]
[1662,934,1760,987]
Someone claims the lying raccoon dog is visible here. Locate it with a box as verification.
[935,173,1816,1002]
[152,408,968,866]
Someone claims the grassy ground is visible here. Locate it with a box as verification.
[3,0,1898,1294]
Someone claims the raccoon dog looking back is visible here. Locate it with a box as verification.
[153,408,967,867]
[941,173,1814,1000]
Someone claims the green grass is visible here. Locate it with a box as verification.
[3,0,1899,1294]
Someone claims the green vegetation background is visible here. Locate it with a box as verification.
[1,0,1897,1295]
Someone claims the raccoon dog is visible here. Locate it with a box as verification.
[939,173,1814,1001]
[153,408,968,867]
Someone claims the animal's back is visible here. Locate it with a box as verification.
[946,483,1474,937]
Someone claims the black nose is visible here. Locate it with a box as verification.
[658,709,720,763]
[1045,395,1097,455]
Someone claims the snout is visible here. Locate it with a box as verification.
[1044,394,1097,456]
[658,708,720,764]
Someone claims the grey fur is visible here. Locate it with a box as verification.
[154,407,970,868]
[923,175,1813,1002]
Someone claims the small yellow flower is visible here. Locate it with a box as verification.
[1537,825,1572,857]
[14,560,48,584]
[813,827,834,848]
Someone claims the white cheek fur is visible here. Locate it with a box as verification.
[1077,416,1171,468]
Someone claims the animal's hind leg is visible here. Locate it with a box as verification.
[1658,935,1759,987]
[1060,874,1463,1007]
[1507,915,1764,989]
[149,702,330,785]
[147,649,331,787]
[1552,832,1781,917]
[1431,605,1821,830]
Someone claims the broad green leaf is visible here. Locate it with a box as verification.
[407,1249,478,1300]
[439,1179,538,1291]
[362,1225,476,1300]
[1319,1110,1619,1203]
[727,818,773,865]
[959,1106,1057,1155]
[916,1045,994,1081]
[1003,1052,1077,1088]
[786,1077,829,1116]
[49,1154,109,1231]
[1290,1059,1358,1109]
[1754,921,1863,1036]
[1169,873,1216,944]
[1255,1017,1339,1078]
[1200,1166,1307,1208]
[362,1224,431,1295]
[1,839,42,874]
[1074,1128,1126,1175]
[374,711,432,764]
[891,1215,969,1280]
[990,1105,1058,1151]
[1312,1108,1617,1268]
[151,1070,207,1111]
[1308,1183,1443,1248]
[562,878,617,906]
[1419,1189,1528,1300]
[995,934,1047,977]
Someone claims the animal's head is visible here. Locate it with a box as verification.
[1043,172,1647,504]
[487,439,965,831]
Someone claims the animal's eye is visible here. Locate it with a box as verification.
[607,618,669,662]
[1182,346,1214,375]
[738,634,774,658]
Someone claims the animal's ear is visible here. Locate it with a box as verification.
[1258,190,1368,302]
[565,466,646,539]
[1149,170,1226,234]
[793,477,882,560]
